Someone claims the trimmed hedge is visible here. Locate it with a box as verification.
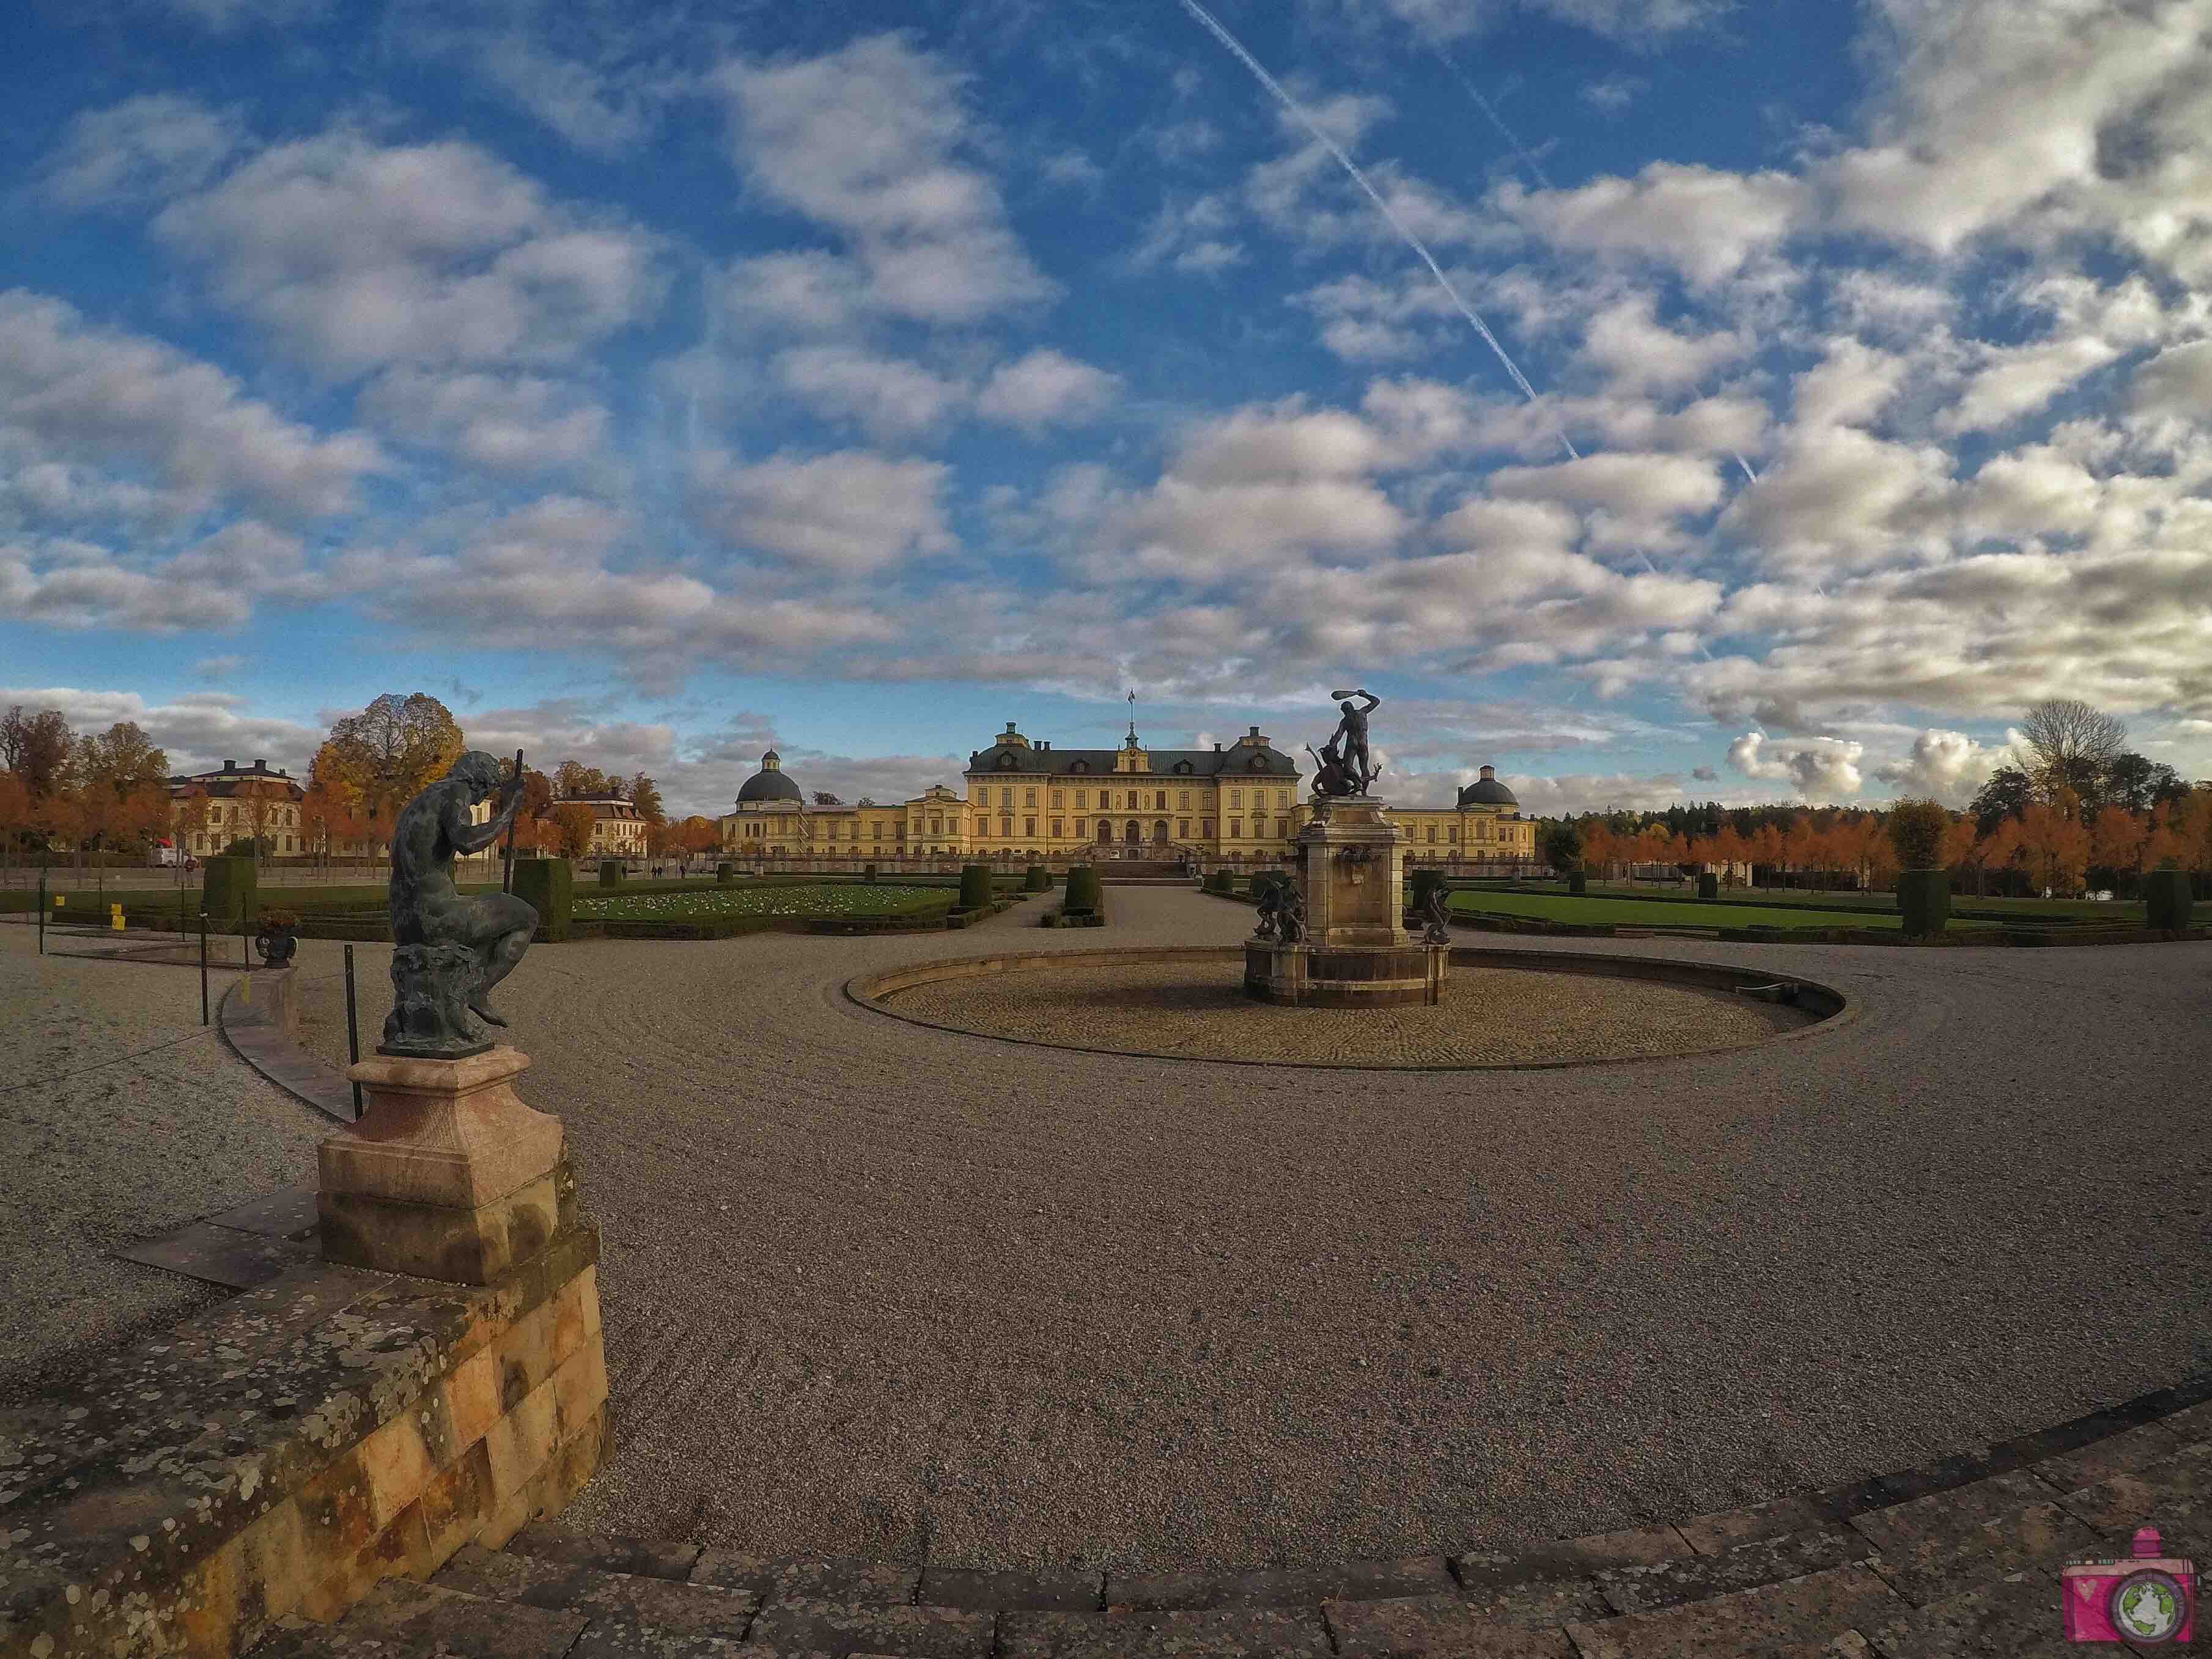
[1023,864,1050,892]
[1898,869,1950,938]
[956,863,992,912]
[512,857,574,943]
[864,863,879,883]
[1063,864,1103,917]
[202,856,257,929]
[1698,872,1720,900]
[1568,872,1587,896]
[599,860,623,888]
[716,862,734,883]
[2145,869,2194,932]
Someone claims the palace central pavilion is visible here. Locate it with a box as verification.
[719,720,1536,865]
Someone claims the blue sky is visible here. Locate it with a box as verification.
[4,0,2209,817]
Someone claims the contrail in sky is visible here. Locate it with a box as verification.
[1431,46,1555,191]
[1174,0,1572,457]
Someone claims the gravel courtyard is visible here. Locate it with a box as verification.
[277,886,2212,1575]
[0,925,329,1407]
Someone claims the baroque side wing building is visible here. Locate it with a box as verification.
[719,721,1538,867]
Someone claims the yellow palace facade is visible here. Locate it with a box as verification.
[720,721,1537,866]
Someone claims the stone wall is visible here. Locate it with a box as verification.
[0,1208,605,1658]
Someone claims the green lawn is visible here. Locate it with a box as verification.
[574,883,949,922]
[1445,889,1999,931]
[1522,881,2139,922]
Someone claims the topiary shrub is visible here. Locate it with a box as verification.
[2145,869,2194,932]
[511,856,574,943]
[1064,864,1102,916]
[957,863,992,912]
[202,855,257,929]
[1698,872,1719,900]
[1898,869,1950,938]
[1567,872,1587,896]
[716,861,734,883]
[599,859,623,887]
[864,863,879,884]
[1023,864,1049,891]
[1888,798,1950,872]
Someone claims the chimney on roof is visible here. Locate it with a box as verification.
[223,759,235,771]
[1213,742,1222,751]
[1248,726,1260,737]
[253,757,265,770]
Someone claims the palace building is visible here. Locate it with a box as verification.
[167,758,307,858]
[718,722,1538,865]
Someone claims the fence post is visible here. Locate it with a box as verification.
[344,943,363,1119]
[38,870,46,956]
[199,912,210,1026]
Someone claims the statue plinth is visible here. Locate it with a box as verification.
[1245,796,1447,1007]
[320,1045,570,1284]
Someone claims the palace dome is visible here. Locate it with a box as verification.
[1456,765,1517,807]
[737,749,802,804]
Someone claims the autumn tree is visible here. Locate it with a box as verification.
[2088,805,2149,885]
[549,803,597,859]
[811,791,843,806]
[319,694,465,824]
[1,706,75,799]
[553,761,619,800]
[1971,767,2035,836]
[629,772,664,824]
[0,770,30,874]
[2014,789,2093,896]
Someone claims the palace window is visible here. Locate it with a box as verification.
[1025,817,1036,836]
[1051,818,1063,837]
[1276,818,1288,838]
[929,815,942,835]
[1000,817,1014,836]
[1074,790,1087,807]
[1126,790,1138,809]
[1178,818,1189,837]
[1427,826,1437,842]
[1178,791,1190,809]
[1025,790,1036,807]
[1201,819,1214,837]
[1154,791,1166,809]
[1070,760,1089,773]
[1228,790,1241,807]
[1002,788,1015,807]
[1229,818,1242,839]
[1449,825,1459,843]
[1075,819,1086,837]
[1050,791,1063,808]
[872,823,882,840]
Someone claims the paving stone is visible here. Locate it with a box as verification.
[917,1565,1102,1611]
[690,1550,918,1606]
[1451,1525,1690,1598]
[509,1523,706,1581]
[205,1185,322,1240]
[1595,1526,1874,1615]
[112,1218,318,1289]
[1106,1557,1451,1609]
[2022,1422,2184,1497]
[2158,1398,2212,1443]
[1454,1575,1612,1628]
[1848,1470,2060,1557]
[1000,1605,1332,1657]
[1856,1567,2077,1657]
[1864,1500,2099,1607]
[436,1543,759,1639]
[1676,1496,1831,1555]
[1322,1592,1576,1656]
[254,1577,588,1657]
[2049,1440,2212,1539]
[745,1597,994,1658]
[1563,1563,1901,1659]
[1871,1447,2030,1506]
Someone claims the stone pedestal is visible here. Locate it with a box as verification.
[1245,795,1449,1007]
[321,1045,567,1284]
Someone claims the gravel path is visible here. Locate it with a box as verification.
[879,953,1807,1065]
[277,892,2212,1576]
[0,927,331,1407]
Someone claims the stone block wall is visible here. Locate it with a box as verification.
[0,1218,606,1658]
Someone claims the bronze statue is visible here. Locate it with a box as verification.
[1313,688,1381,796]
[1277,880,1306,944]
[1253,880,1280,943]
[1418,883,1453,946]
[380,751,538,1058]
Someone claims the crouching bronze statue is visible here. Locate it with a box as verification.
[380,751,538,1058]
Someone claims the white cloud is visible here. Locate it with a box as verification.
[1578,296,1749,392]
[1333,0,1730,45]
[1873,729,2005,802]
[37,94,249,207]
[717,34,1054,325]
[772,348,968,442]
[975,350,1121,432]
[0,519,309,633]
[154,132,665,373]
[690,450,954,576]
[0,289,383,521]
[2128,340,2212,420]
[359,369,610,474]
[1499,164,1806,285]
[1726,730,1865,796]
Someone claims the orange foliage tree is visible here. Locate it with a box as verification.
[548,803,597,859]
[2013,790,2093,895]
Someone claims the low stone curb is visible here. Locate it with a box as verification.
[254,1364,2212,1657]
[217,967,358,1123]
